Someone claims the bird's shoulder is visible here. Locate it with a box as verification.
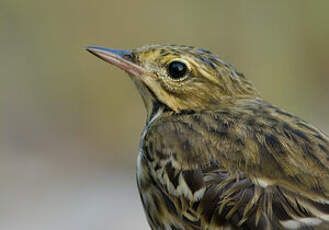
[145,98,329,194]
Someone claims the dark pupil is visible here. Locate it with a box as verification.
[168,61,187,79]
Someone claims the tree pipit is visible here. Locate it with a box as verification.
[87,45,329,230]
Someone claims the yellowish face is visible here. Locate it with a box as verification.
[87,44,258,115]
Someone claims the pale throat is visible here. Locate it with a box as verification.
[130,77,166,122]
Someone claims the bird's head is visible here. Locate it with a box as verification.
[87,44,258,119]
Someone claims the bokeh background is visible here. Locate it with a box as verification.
[1,1,329,229]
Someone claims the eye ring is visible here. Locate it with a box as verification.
[167,60,189,80]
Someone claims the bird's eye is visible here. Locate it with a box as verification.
[167,61,188,80]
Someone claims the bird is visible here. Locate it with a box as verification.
[86,44,329,230]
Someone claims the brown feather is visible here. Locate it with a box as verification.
[88,44,329,230]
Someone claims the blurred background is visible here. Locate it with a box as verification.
[1,1,329,229]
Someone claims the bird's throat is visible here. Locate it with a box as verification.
[130,76,171,123]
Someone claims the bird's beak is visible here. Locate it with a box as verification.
[86,46,146,77]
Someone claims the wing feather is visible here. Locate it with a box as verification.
[143,99,329,229]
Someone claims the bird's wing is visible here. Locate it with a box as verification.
[143,107,329,229]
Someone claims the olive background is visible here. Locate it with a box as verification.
[1,1,329,229]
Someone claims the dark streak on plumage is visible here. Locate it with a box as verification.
[165,162,180,188]
[159,188,178,215]
[89,44,329,230]
[143,145,154,162]
[182,169,205,194]
[152,194,161,211]
[156,150,169,160]
[314,134,328,143]
[275,109,293,118]
[319,144,329,154]
[199,55,217,70]
[292,128,311,143]
[182,214,201,227]
[265,134,285,155]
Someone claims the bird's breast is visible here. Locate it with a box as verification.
[136,108,183,229]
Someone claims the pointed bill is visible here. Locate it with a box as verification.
[86,46,146,76]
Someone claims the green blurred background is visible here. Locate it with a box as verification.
[1,1,329,229]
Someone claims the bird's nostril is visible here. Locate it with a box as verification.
[123,54,133,61]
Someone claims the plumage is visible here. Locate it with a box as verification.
[87,44,329,230]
